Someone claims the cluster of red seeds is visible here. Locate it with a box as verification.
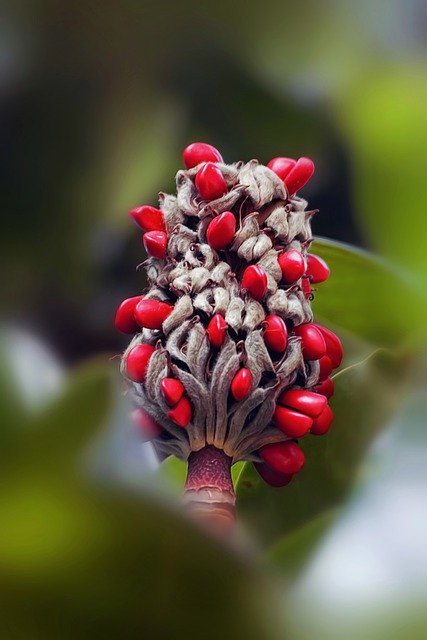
[115,142,343,487]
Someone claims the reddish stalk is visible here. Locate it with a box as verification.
[183,446,236,537]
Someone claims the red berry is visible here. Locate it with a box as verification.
[134,298,173,329]
[242,265,267,301]
[131,408,163,439]
[318,355,334,381]
[310,404,334,435]
[129,205,166,233]
[278,388,327,418]
[294,323,327,361]
[266,157,296,180]
[167,396,192,427]
[313,324,343,368]
[263,314,288,352]
[115,295,144,334]
[259,440,305,475]
[278,250,306,284]
[206,211,236,250]
[183,142,223,169]
[284,157,315,195]
[230,368,252,401]
[301,277,312,299]
[314,377,334,399]
[160,378,185,406]
[125,344,155,382]
[254,462,294,487]
[207,313,227,348]
[273,405,313,437]
[195,162,228,200]
[143,231,167,258]
[306,254,330,284]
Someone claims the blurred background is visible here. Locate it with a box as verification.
[1,0,427,638]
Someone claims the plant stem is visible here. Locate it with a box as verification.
[183,446,236,537]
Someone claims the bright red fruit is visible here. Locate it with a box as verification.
[294,323,327,361]
[263,314,288,352]
[314,324,343,368]
[301,277,312,299]
[195,162,228,200]
[273,406,313,437]
[134,299,173,329]
[131,408,163,439]
[254,462,294,487]
[183,142,223,169]
[310,404,334,435]
[284,157,315,195]
[318,355,334,381]
[259,441,305,475]
[129,205,166,232]
[167,396,192,427]
[231,368,252,401]
[206,211,236,250]
[278,250,306,284]
[306,254,330,284]
[242,265,267,300]
[207,314,227,348]
[160,378,185,406]
[278,388,327,418]
[115,295,143,334]
[266,157,296,180]
[125,344,155,382]
[314,377,334,399]
[143,231,167,258]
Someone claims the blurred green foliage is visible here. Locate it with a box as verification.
[1,0,427,638]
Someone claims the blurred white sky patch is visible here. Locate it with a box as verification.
[1,326,64,411]
[288,392,427,637]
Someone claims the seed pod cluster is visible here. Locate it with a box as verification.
[116,143,343,486]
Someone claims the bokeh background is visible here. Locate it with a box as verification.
[1,1,427,638]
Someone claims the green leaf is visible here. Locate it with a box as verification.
[311,237,424,347]
[267,509,338,579]
[235,343,405,544]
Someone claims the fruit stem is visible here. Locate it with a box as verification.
[183,446,236,537]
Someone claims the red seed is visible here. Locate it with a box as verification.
[195,162,228,200]
[231,368,252,401]
[115,295,144,334]
[313,324,343,368]
[318,355,334,381]
[284,157,315,195]
[183,142,223,169]
[207,313,227,348]
[131,408,163,439]
[273,405,313,438]
[143,231,167,258]
[311,404,334,435]
[278,388,327,418]
[254,462,294,487]
[167,396,192,428]
[314,377,334,399]
[206,211,236,250]
[134,298,173,329]
[294,323,327,361]
[160,378,185,406]
[263,314,288,352]
[259,441,305,475]
[278,250,306,284]
[125,344,155,382]
[129,205,166,232]
[242,264,267,301]
[266,157,296,181]
[306,254,330,284]
[301,277,312,299]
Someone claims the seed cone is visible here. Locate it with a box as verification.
[118,145,342,518]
